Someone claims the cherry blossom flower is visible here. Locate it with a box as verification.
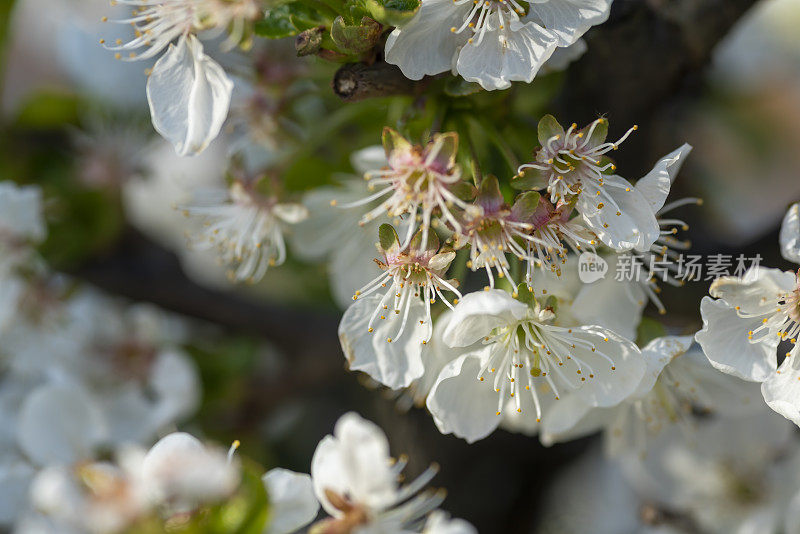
[179,180,308,283]
[621,411,800,534]
[335,129,476,250]
[338,225,459,389]
[101,0,262,155]
[426,288,645,442]
[515,116,692,253]
[384,0,612,90]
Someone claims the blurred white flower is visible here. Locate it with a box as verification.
[261,468,319,534]
[621,411,800,534]
[179,181,308,283]
[780,202,800,264]
[141,432,240,513]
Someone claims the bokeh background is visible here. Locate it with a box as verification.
[1,0,799,531]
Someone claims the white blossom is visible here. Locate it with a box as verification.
[384,0,612,90]
[179,181,309,283]
[426,288,645,442]
[516,117,692,253]
[696,265,800,426]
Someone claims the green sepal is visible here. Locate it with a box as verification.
[443,77,482,97]
[378,223,400,253]
[580,117,608,147]
[514,283,535,306]
[537,114,565,147]
[510,191,541,221]
[408,226,439,252]
[511,166,549,191]
[330,16,382,55]
[365,0,420,26]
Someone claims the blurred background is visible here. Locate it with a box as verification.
[1,0,799,531]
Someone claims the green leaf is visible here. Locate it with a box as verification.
[537,114,564,147]
[365,0,420,26]
[636,317,667,347]
[330,16,382,55]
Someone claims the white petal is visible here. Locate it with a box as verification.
[423,511,478,534]
[579,175,660,252]
[384,0,467,80]
[148,349,201,431]
[455,21,557,90]
[426,350,502,443]
[147,34,233,156]
[566,326,645,407]
[634,335,694,397]
[17,384,106,466]
[310,412,396,515]
[530,0,613,47]
[0,460,35,525]
[273,203,309,224]
[350,146,387,175]
[539,394,608,445]
[571,259,646,341]
[695,297,777,382]
[634,144,692,213]
[540,38,586,74]
[761,356,800,427]
[442,289,528,347]
[708,268,796,315]
[338,296,427,389]
[262,469,319,534]
[780,202,800,264]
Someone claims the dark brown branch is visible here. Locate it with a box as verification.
[332,61,422,101]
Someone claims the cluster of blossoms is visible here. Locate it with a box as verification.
[0,181,202,530]
[0,181,472,533]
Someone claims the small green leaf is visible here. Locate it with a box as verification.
[409,227,439,252]
[365,0,420,26]
[514,283,535,306]
[330,16,382,55]
[510,191,541,222]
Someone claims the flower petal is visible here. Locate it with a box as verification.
[529,0,613,47]
[634,144,692,213]
[146,35,233,156]
[384,0,467,80]
[780,202,800,264]
[455,20,557,90]
[426,350,500,443]
[262,469,319,534]
[442,289,528,347]
[695,296,777,382]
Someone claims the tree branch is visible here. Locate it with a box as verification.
[332,61,424,101]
